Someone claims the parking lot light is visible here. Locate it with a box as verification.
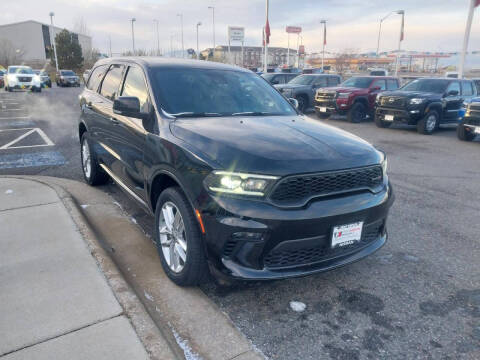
[130,18,136,54]
[196,22,202,60]
[49,12,59,72]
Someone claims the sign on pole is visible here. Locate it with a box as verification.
[228,26,245,42]
[286,26,302,34]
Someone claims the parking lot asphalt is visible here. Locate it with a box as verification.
[0,87,479,360]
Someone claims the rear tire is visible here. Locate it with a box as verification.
[417,110,439,135]
[457,124,475,141]
[154,187,209,286]
[374,114,392,128]
[80,133,109,186]
[347,102,366,123]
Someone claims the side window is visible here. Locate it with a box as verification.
[121,66,150,113]
[474,80,480,94]
[86,65,108,91]
[327,77,339,86]
[387,79,399,90]
[314,77,327,87]
[372,79,386,90]
[461,81,473,96]
[446,81,460,95]
[100,65,124,101]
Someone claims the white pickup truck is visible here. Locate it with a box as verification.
[4,65,42,92]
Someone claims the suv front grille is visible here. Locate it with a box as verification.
[269,165,383,206]
[380,96,405,108]
[18,77,32,83]
[263,220,383,269]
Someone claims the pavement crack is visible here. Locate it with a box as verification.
[0,200,59,213]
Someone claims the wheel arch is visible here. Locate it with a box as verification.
[148,170,196,214]
[78,122,88,141]
[425,102,443,119]
[353,96,369,107]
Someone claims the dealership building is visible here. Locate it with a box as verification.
[0,20,92,65]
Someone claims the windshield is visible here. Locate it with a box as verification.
[341,77,373,88]
[401,79,450,94]
[61,70,76,76]
[151,68,297,117]
[261,73,276,81]
[288,75,316,85]
[9,67,33,74]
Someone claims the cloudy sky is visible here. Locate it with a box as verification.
[1,0,479,55]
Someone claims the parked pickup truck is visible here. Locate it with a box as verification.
[457,98,480,141]
[375,78,478,135]
[314,76,400,122]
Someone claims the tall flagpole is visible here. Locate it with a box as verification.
[320,20,326,72]
[459,0,478,78]
[394,10,405,77]
[264,0,269,73]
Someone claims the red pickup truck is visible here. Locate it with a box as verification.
[314,76,400,122]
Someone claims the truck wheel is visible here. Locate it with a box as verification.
[154,187,209,286]
[417,110,439,135]
[374,114,391,128]
[296,95,307,113]
[80,133,109,185]
[348,102,366,123]
[457,124,475,141]
[315,110,330,119]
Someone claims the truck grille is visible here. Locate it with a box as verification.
[269,165,383,206]
[380,96,405,108]
[465,117,480,126]
[315,91,336,101]
[18,77,32,83]
[263,220,383,269]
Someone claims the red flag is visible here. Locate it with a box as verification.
[265,19,271,44]
[400,13,405,41]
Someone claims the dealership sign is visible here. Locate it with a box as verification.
[286,26,302,34]
[228,27,245,42]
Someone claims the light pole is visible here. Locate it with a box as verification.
[177,14,184,58]
[49,12,59,72]
[153,19,160,56]
[376,10,403,57]
[394,10,405,76]
[208,6,215,58]
[196,22,202,60]
[130,18,136,54]
[320,20,326,72]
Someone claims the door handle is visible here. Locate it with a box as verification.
[110,117,120,125]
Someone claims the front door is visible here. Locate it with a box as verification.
[443,81,462,122]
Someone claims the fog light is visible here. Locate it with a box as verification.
[232,232,263,241]
[410,110,420,113]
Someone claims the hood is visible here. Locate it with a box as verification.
[274,83,309,91]
[380,90,440,99]
[171,116,382,176]
[318,86,367,94]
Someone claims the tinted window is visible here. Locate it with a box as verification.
[121,66,150,113]
[370,70,386,76]
[151,68,296,117]
[61,70,76,76]
[387,79,399,90]
[446,81,460,95]
[100,65,124,100]
[372,79,386,90]
[474,80,480,93]
[461,81,474,96]
[327,77,340,86]
[313,77,327,87]
[287,74,299,82]
[341,77,372,88]
[9,67,33,74]
[87,65,108,91]
[289,75,316,85]
[401,79,449,94]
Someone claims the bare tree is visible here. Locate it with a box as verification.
[83,47,100,69]
[0,38,26,66]
[334,49,357,75]
[73,17,90,36]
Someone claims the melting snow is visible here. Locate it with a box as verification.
[169,323,202,360]
[5,189,13,194]
[80,204,89,209]
[130,217,138,224]
[290,301,306,312]
[144,291,154,301]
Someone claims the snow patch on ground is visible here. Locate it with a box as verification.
[5,189,13,194]
[290,301,306,312]
[112,201,123,209]
[144,290,154,302]
[130,217,137,224]
[80,204,89,209]
[169,323,202,360]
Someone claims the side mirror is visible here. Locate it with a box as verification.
[370,86,381,92]
[113,96,144,119]
[288,98,299,109]
[447,90,459,96]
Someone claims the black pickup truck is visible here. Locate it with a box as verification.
[375,78,477,135]
[457,98,480,141]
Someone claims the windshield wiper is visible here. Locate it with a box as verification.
[170,112,223,118]
[231,111,279,116]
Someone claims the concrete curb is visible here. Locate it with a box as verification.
[4,175,180,360]
[5,175,264,360]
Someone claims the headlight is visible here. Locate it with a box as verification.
[409,98,424,105]
[60,76,65,80]
[337,92,350,99]
[7,75,17,83]
[379,151,388,176]
[204,171,279,196]
[33,75,41,82]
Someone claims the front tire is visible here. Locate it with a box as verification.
[348,102,367,123]
[296,95,307,113]
[154,187,209,286]
[457,124,475,141]
[80,133,109,185]
[374,114,392,128]
[417,110,439,135]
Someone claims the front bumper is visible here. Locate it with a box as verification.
[201,181,394,280]
[462,116,480,134]
[314,97,351,115]
[11,83,40,91]
[376,105,424,124]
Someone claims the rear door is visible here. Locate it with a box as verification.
[443,81,462,122]
[369,79,386,108]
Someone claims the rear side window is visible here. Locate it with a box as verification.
[446,81,460,95]
[314,77,327,87]
[461,81,474,96]
[100,65,124,101]
[87,65,108,91]
[387,79,399,90]
[372,79,386,90]
[327,76,340,86]
[474,80,480,94]
[121,66,150,113]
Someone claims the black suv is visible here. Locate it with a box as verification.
[78,58,393,286]
[375,78,477,134]
[274,74,342,112]
[261,72,299,85]
[457,98,480,141]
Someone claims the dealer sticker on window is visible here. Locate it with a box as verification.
[331,222,364,248]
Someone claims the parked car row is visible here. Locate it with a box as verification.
[2,65,83,91]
